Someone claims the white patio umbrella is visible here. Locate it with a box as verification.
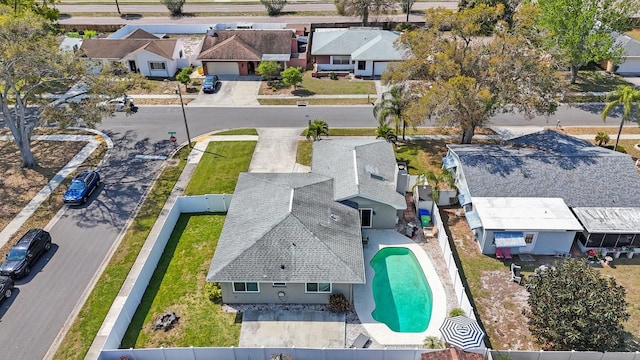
[439,316,485,350]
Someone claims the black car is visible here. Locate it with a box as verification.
[63,169,101,205]
[0,229,52,279]
[0,276,14,301]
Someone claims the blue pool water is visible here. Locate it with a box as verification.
[370,247,433,332]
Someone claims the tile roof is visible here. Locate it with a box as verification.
[448,130,640,208]
[311,28,404,61]
[312,139,406,209]
[207,173,365,284]
[198,29,294,61]
[80,38,177,60]
[124,28,160,39]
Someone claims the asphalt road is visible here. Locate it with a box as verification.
[0,102,624,360]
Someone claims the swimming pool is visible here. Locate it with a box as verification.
[370,247,433,332]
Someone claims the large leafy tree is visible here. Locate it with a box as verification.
[385,5,559,143]
[0,7,143,168]
[260,0,286,16]
[536,0,638,84]
[334,0,395,25]
[0,0,59,20]
[281,66,302,89]
[524,259,629,351]
[601,85,640,152]
[373,85,413,141]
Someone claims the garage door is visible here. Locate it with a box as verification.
[206,62,239,76]
[373,62,388,76]
[616,59,640,76]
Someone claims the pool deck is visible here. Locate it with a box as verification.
[354,229,447,346]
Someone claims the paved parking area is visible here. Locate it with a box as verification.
[248,128,309,173]
[188,76,261,107]
[239,310,345,348]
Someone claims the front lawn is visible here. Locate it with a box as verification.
[183,141,256,195]
[565,70,633,93]
[259,71,376,96]
[121,213,240,348]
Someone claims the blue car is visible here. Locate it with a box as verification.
[202,75,220,93]
[63,169,101,205]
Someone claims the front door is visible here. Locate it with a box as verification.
[128,60,137,73]
[359,208,373,228]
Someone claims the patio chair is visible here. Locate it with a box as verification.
[350,333,370,348]
[503,247,512,259]
[510,263,523,285]
[496,247,504,259]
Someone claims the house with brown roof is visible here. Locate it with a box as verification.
[197,29,306,77]
[79,29,188,78]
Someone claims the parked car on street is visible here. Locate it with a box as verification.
[0,229,52,279]
[97,96,137,112]
[0,276,14,301]
[202,75,220,93]
[63,169,101,205]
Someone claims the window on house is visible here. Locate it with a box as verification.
[179,50,184,58]
[306,282,331,293]
[524,233,535,244]
[359,208,373,228]
[149,62,167,70]
[586,233,604,247]
[272,282,286,287]
[233,282,259,292]
[332,56,350,65]
[358,61,366,70]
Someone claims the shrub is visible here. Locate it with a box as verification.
[449,308,466,317]
[329,71,338,80]
[161,0,185,16]
[423,336,444,349]
[260,0,287,16]
[205,282,222,302]
[329,293,350,312]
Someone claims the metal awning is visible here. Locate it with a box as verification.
[465,210,482,230]
[442,154,456,169]
[458,188,471,206]
[494,232,527,248]
[262,54,291,61]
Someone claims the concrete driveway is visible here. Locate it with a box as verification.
[248,128,310,173]
[239,310,345,348]
[188,76,261,107]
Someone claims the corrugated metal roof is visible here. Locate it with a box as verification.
[472,197,583,231]
[572,207,640,233]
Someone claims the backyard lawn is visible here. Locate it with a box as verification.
[120,213,240,348]
[564,70,633,93]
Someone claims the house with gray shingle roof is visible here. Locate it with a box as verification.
[207,139,405,304]
[602,32,640,76]
[311,28,405,78]
[207,173,365,304]
[445,130,640,257]
[79,29,188,77]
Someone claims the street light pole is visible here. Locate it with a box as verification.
[176,85,192,148]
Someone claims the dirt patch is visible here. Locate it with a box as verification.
[440,208,537,350]
[0,140,86,232]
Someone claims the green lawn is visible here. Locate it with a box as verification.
[300,72,376,95]
[183,141,256,195]
[566,71,633,93]
[53,146,193,360]
[296,140,312,166]
[213,128,258,136]
[121,213,241,348]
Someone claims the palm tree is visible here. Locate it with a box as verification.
[594,131,610,147]
[375,119,397,144]
[414,169,455,204]
[373,85,412,141]
[306,119,329,141]
[601,85,640,152]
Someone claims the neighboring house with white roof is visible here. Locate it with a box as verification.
[207,139,406,304]
[445,130,640,257]
[79,29,188,77]
[310,27,405,77]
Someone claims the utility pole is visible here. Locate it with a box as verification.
[176,85,192,148]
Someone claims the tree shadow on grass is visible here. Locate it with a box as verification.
[292,89,315,97]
